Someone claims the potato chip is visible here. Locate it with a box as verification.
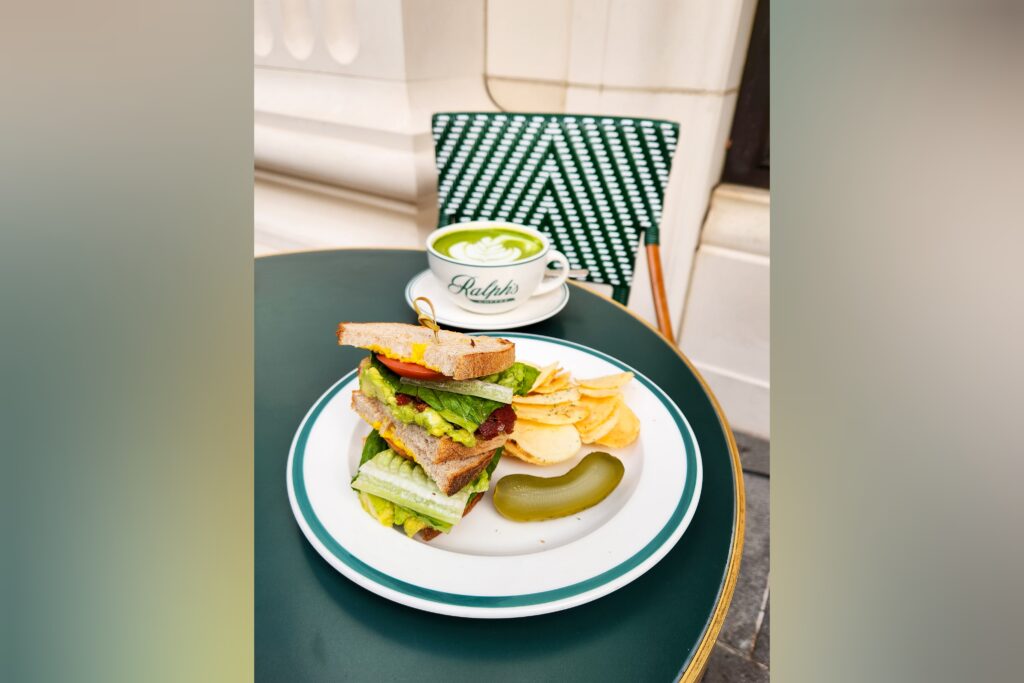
[578,386,624,398]
[574,395,620,433]
[529,363,561,392]
[513,387,581,405]
[511,361,641,461]
[595,402,641,448]
[578,372,634,391]
[533,371,571,394]
[578,402,622,444]
[514,402,588,425]
[511,420,582,463]
[503,439,547,465]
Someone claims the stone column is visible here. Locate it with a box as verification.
[254,0,495,253]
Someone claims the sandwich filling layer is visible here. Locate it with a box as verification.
[358,355,537,448]
[359,357,477,446]
[353,449,489,526]
[351,429,502,537]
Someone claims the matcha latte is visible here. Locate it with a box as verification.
[432,227,545,265]
[427,221,570,314]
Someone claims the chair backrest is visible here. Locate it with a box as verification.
[431,112,679,304]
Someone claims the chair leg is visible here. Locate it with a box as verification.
[646,244,675,343]
[611,285,631,306]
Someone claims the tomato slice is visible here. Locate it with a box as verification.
[375,354,448,381]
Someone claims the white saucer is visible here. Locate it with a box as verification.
[404,269,569,330]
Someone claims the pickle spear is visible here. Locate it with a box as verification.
[492,452,625,522]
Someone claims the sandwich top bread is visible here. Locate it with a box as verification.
[337,322,515,380]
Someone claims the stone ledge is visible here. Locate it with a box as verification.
[700,183,770,256]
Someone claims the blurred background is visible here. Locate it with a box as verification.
[253,0,770,443]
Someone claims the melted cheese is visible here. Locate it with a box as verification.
[363,343,442,372]
[376,423,423,467]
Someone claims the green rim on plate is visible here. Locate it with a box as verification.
[290,333,700,609]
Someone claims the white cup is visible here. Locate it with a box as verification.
[426,221,571,314]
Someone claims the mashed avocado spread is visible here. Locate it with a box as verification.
[360,357,477,447]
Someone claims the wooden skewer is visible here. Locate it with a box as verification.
[412,296,441,342]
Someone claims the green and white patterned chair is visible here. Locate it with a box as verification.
[430,112,680,340]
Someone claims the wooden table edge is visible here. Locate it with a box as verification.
[256,247,746,681]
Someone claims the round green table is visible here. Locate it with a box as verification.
[256,249,744,682]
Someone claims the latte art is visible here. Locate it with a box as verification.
[432,226,545,265]
[447,236,524,264]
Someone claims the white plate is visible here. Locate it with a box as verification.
[404,269,569,330]
[287,333,702,618]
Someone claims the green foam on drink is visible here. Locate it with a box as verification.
[433,227,544,263]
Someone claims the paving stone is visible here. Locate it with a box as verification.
[752,598,769,666]
[702,643,769,683]
[735,431,769,476]
[719,471,770,653]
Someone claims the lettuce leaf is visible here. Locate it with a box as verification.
[353,445,499,537]
[360,429,389,466]
[371,355,502,432]
[396,383,503,433]
[367,355,533,433]
[354,429,390,483]
[352,449,473,524]
[485,446,503,478]
[481,362,540,396]
[362,360,477,446]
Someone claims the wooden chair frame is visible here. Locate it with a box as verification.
[646,243,675,342]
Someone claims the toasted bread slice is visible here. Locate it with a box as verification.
[337,322,514,380]
[351,391,498,496]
